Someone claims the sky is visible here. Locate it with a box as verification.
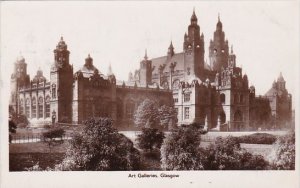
[1,1,299,106]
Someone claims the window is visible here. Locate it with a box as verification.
[174,98,178,103]
[52,84,56,98]
[25,98,30,118]
[38,97,43,118]
[19,99,24,115]
[220,93,225,103]
[126,101,135,119]
[184,107,189,119]
[31,97,36,118]
[45,96,50,118]
[184,93,190,102]
[240,94,244,103]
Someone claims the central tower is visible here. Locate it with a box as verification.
[50,37,73,123]
[183,10,205,81]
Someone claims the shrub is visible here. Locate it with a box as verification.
[55,118,141,171]
[268,132,295,170]
[201,136,268,170]
[136,128,165,152]
[237,133,277,145]
[42,127,65,152]
[160,125,204,170]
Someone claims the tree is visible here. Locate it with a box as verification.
[9,105,29,127]
[9,119,17,143]
[136,128,165,152]
[55,118,141,171]
[268,132,295,170]
[134,99,160,128]
[134,98,177,129]
[160,125,204,170]
[42,127,65,152]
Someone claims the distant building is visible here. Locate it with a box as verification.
[265,73,293,129]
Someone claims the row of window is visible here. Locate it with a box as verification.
[220,93,244,104]
[19,96,51,118]
[173,93,191,103]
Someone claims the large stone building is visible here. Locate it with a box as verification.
[128,10,292,131]
[10,10,293,131]
[10,37,173,128]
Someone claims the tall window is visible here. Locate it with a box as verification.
[25,98,30,118]
[45,96,50,118]
[220,93,225,103]
[19,99,24,115]
[31,97,36,118]
[240,94,244,103]
[52,84,56,99]
[126,101,135,119]
[184,93,190,102]
[38,97,43,118]
[184,107,189,119]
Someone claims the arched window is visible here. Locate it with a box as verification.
[45,96,50,118]
[162,81,169,89]
[31,97,37,118]
[220,93,225,103]
[19,99,24,115]
[38,97,43,118]
[52,84,56,99]
[172,79,180,90]
[234,110,243,122]
[184,93,191,102]
[126,101,135,119]
[240,94,244,103]
[25,98,30,118]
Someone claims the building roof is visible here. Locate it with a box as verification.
[151,52,185,75]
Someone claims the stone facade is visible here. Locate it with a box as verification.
[10,38,173,128]
[9,10,293,131]
[265,73,293,129]
[129,10,252,131]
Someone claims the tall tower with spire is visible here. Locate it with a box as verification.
[183,9,205,80]
[209,14,229,72]
[10,55,30,113]
[50,37,73,123]
[139,50,153,86]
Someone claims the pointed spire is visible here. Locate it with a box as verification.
[169,40,174,49]
[144,49,148,60]
[107,63,113,76]
[231,45,234,54]
[191,8,197,23]
[60,36,63,41]
[216,13,223,30]
[277,72,285,82]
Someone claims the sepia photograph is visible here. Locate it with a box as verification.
[0,1,299,188]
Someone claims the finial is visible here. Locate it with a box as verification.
[169,40,174,49]
[107,63,113,76]
[88,53,90,58]
[60,36,63,41]
[193,7,195,14]
[144,49,148,60]
[218,13,220,22]
[231,45,233,54]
